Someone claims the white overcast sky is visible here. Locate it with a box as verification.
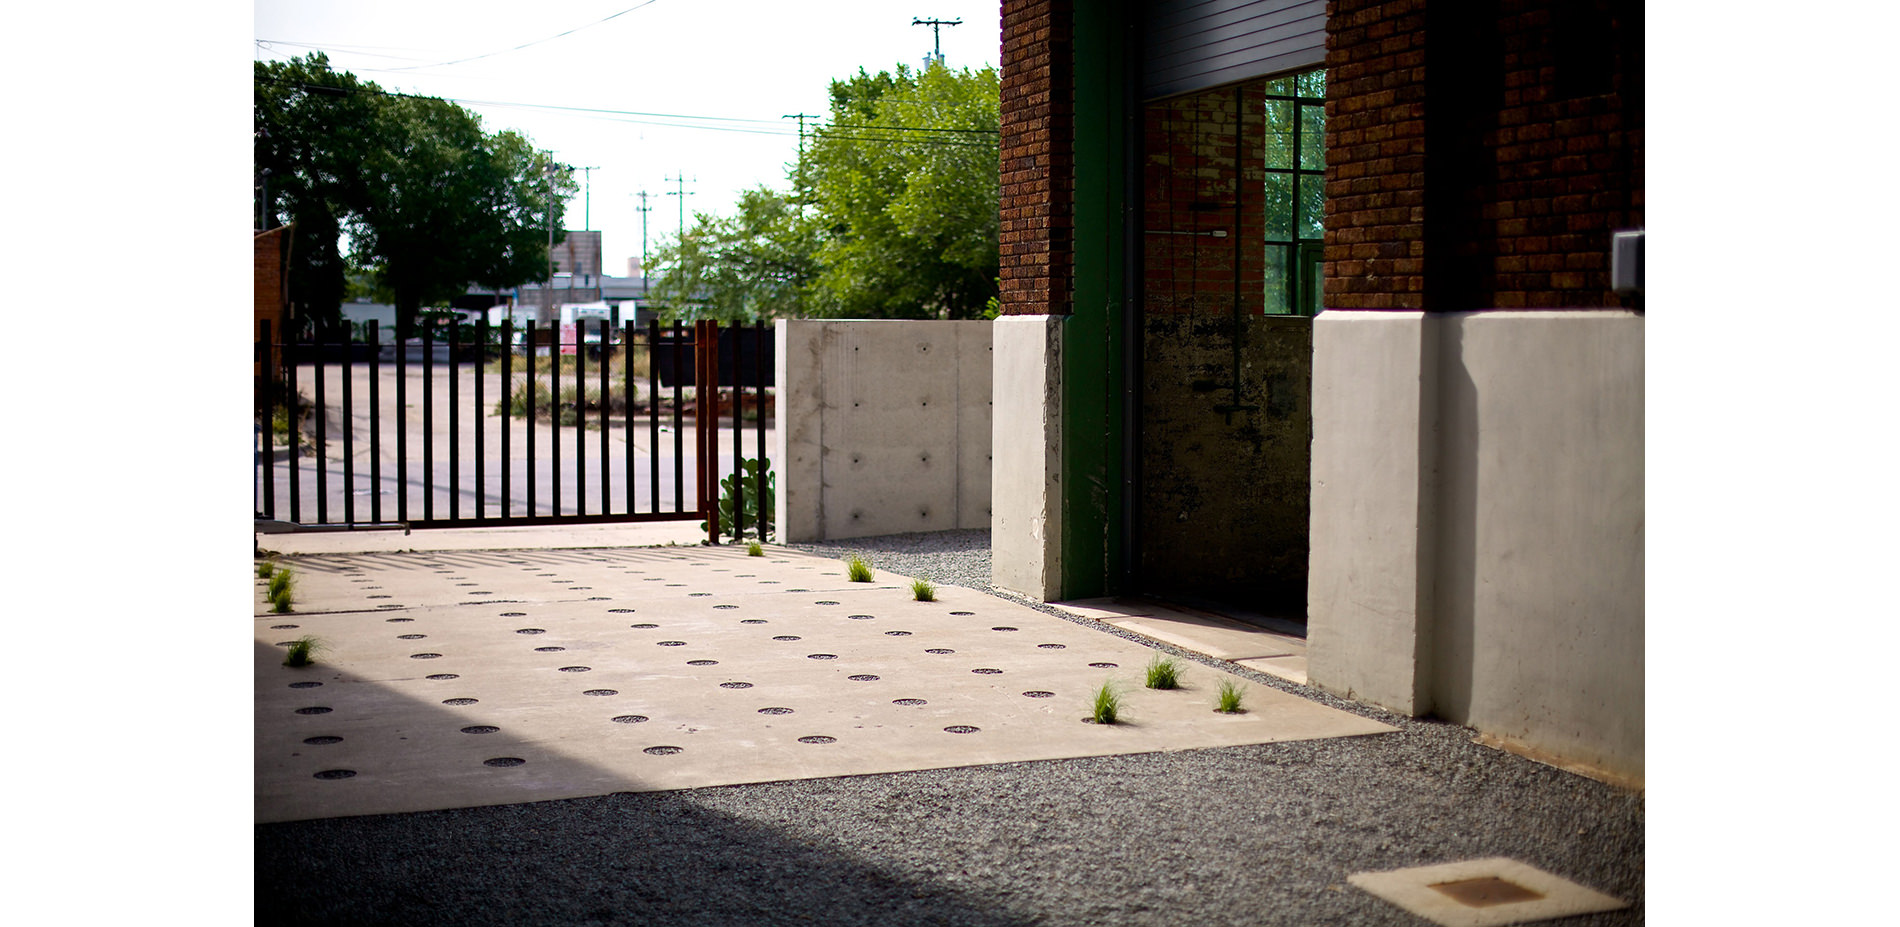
[253,0,1004,275]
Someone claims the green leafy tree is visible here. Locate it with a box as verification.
[255,54,574,337]
[647,187,817,321]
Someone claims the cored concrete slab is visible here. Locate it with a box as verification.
[1055,597,1308,667]
[1348,858,1629,926]
[257,546,1392,823]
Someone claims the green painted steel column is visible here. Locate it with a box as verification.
[1062,2,1133,599]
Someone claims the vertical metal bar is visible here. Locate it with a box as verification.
[702,320,721,544]
[449,318,460,522]
[475,313,486,519]
[672,321,685,513]
[648,320,660,514]
[314,333,328,524]
[602,320,612,516]
[396,321,407,524]
[730,326,743,542]
[258,319,275,521]
[368,322,381,524]
[526,320,537,516]
[501,319,513,518]
[575,319,586,517]
[342,328,355,527]
[755,319,768,541]
[286,328,300,522]
[551,320,561,517]
[624,321,635,514]
[423,323,435,523]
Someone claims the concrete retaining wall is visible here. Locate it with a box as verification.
[1308,309,1644,785]
[774,320,992,542]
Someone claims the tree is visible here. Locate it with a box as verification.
[646,187,817,321]
[254,54,573,336]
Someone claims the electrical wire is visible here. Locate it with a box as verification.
[380,1,662,72]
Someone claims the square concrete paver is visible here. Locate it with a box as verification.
[1348,858,1629,927]
[257,546,1391,823]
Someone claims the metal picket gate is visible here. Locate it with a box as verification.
[255,317,773,543]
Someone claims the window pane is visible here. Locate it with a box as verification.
[1263,245,1292,315]
[1298,173,1324,240]
[1264,75,1293,97]
[1296,68,1326,100]
[1264,172,1294,242]
[1299,104,1325,171]
[1262,99,1294,169]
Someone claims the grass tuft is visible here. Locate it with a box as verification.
[845,554,874,583]
[1215,677,1247,713]
[283,635,325,668]
[268,568,295,603]
[1089,680,1121,724]
[257,560,276,580]
[746,541,764,557]
[911,578,936,602]
[1144,654,1184,690]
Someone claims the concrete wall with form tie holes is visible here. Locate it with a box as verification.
[774,320,993,542]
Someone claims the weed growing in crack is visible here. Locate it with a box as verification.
[283,635,326,668]
[911,578,936,602]
[746,541,764,557]
[268,567,295,605]
[1089,680,1121,725]
[257,560,276,580]
[1215,677,1247,713]
[845,555,874,583]
[1144,654,1184,690]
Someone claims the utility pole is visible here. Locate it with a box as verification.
[664,172,695,243]
[574,165,602,230]
[633,190,654,275]
[912,16,961,65]
[783,113,815,210]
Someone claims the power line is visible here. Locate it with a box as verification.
[380,1,664,72]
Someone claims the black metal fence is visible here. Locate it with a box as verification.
[255,317,774,543]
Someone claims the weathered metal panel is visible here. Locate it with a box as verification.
[1143,0,1327,100]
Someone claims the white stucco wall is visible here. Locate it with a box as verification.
[1308,309,1644,784]
[774,320,992,542]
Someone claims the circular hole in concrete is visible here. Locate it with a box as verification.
[456,582,477,587]
[687,659,719,666]
[288,681,322,689]
[313,769,356,780]
[426,674,459,681]
[950,611,975,616]
[551,579,574,584]
[657,640,686,647]
[587,596,609,601]
[1023,691,1055,699]
[442,698,479,706]
[270,624,298,630]
[644,745,682,755]
[758,707,794,715]
[925,648,955,655]
[714,604,739,610]
[612,715,649,724]
[797,735,836,744]
[274,641,297,647]
[535,646,566,652]
[991,627,1018,632]
[815,600,839,605]
[295,707,332,715]
[461,725,500,734]
[848,614,875,620]
[610,608,636,614]
[516,628,545,635]
[885,630,913,637]
[787,588,809,592]
[583,689,619,697]
[630,623,659,629]
[559,666,591,673]
[848,674,880,682]
[892,698,928,707]
[720,682,754,689]
[773,635,802,642]
[741,619,768,625]
[972,668,1003,675]
[367,595,392,599]
[807,653,838,660]
[397,634,426,640]
[665,584,685,587]
[1038,643,1067,650]
[689,592,711,597]
[501,612,527,617]
[410,653,442,659]
[483,757,526,767]
[944,725,980,734]
[303,736,342,745]
[386,617,416,623]
[377,604,403,609]
[1089,662,1118,669]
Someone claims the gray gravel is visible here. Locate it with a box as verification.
[256,529,1643,926]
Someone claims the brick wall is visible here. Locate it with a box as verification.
[1325,0,1643,310]
[998,0,1074,316]
[255,225,291,378]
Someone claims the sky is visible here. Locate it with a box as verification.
[254,0,1003,277]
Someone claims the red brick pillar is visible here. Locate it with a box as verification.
[1324,0,1430,310]
[999,0,1074,317]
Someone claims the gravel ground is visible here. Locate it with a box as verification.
[256,529,1644,926]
